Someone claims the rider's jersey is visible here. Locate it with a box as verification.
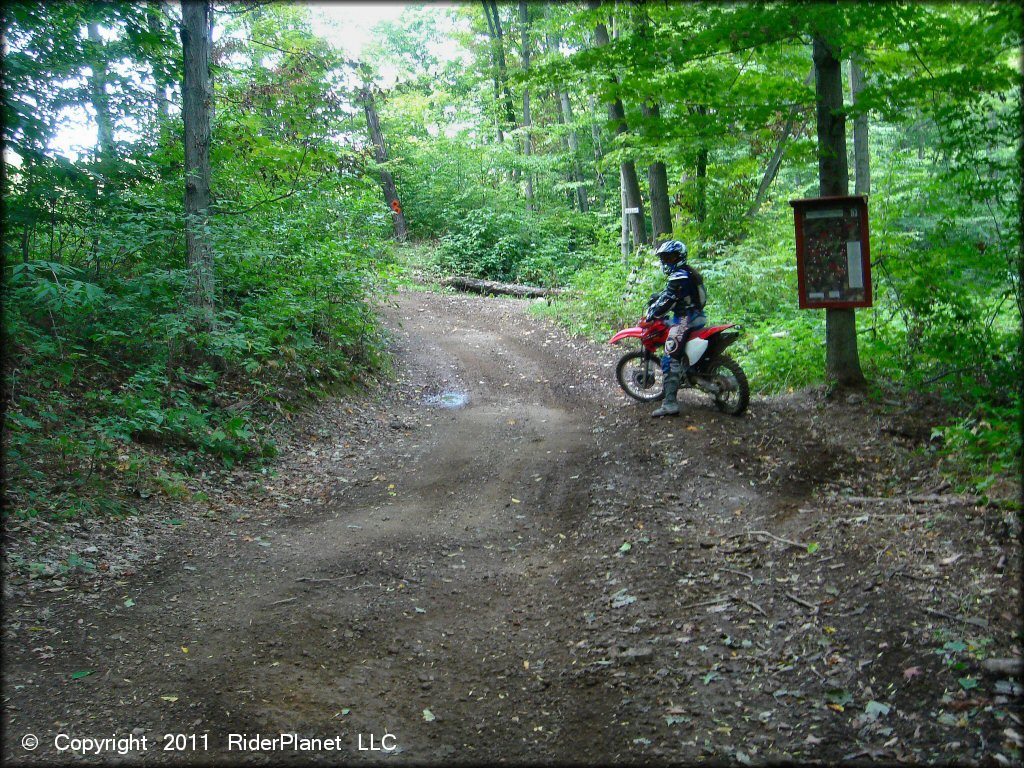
[647,264,704,324]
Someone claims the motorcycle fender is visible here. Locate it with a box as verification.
[685,337,709,366]
[609,327,644,345]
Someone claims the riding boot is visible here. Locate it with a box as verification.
[651,366,682,417]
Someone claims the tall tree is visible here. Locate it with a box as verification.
[587,95,607,205]
[849,56,870,196]
[543,12,589,213]
[85,21,116,163]
[590,1,647,249]
[642,102,671,243]
[559,91,589,212]
[812,33,865,387]
[147,4,172,126]
[180,0,215,320]
[482,1,517,144]
[631,2,670,242]
[361,85,409,242]
[518,1,534,210]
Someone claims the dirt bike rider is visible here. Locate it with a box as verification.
[642,239,706,418]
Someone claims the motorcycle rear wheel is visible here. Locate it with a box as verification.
[615,350,665,402]
[706,354,749,415]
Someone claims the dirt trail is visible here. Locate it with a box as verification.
[3,289,1021,765]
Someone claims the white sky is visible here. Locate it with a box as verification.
[307,2,408,58]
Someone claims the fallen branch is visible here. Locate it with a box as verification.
[922,606,990,629]
[734,594,767,616]
[747,530,809,550]
[783,592,819,612]
[439,275,563,299]
[718,567,755,582]
[296,575,357,583]
[678,596,731,611]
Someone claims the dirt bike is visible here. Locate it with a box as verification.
[609,318,750,415]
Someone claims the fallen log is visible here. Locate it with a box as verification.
[440,276,563,298]
[833,493,982,506]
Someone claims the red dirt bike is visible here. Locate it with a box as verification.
[609,318,750,415]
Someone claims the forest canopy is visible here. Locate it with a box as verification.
[2,1,1020,522]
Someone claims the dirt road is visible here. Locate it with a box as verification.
[3,290,1020,765]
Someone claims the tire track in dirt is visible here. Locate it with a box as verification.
[57,290,616,764]
[182,292,617,762]
[6,289,1018,766]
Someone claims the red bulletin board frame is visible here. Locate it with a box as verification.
[790,195,872,309]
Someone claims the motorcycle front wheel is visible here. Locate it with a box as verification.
[615,350,665,402]
[705,354,749,415]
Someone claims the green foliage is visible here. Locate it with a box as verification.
[432,208,604,285]
[2,4,395,524]
[932,404,1022,498]
[3,1,1020,526]
[534,237,636,338]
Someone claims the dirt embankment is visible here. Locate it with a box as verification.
[3,289,1021,766]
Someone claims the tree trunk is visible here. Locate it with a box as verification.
[180,0,215,321]
[591,2,648,247]
[850,56,870,196]
[695,146,708,224]
[147,5,171,126]
[482,2,504,143]
[747,66,814,218]
[440,275,562,298]
[632,2,670,242]
[482,1,518,147]
[559,92,589,212]
[518,2,534,210]
[642,104,671,243]
[86,22,116,163]
[588,95,606,204]
[620,170,629,259]
[813,33,865,387]
[361,86,408,242]
[545,14,588,214]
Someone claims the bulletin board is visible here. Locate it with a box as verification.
[790,196,872,309]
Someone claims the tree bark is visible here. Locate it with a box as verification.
[620,169,629,259]
[813,33,865,387]
[147,5,171,126]
[588,95,606,204]
[361,86,408,242]
[180,0,215,320]
[631,2,670,242]
[591,2,648,248]
[482,2,504,143]
[518,2,534,210]
[559,92,589,212]
[695,145,708,223]
[642,104,672,243]
[86,22,116,163]
[482,2,518,146]
[850,56,870,196]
